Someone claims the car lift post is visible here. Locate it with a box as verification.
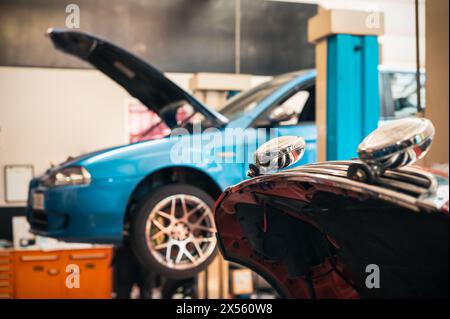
[308,8,384,161]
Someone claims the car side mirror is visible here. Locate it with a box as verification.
[268,106,296,124]
[248,136,306,177]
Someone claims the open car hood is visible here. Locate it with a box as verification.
[47,29,227,128]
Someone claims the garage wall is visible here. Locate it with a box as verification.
[424,0,449,167]
[0,67,129,207]
[274,0,426,68]
[0,0,317,75]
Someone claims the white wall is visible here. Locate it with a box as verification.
[0,67,129,206]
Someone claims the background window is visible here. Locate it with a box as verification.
[382,71,426,119]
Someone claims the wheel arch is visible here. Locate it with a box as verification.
[123,166,223,230]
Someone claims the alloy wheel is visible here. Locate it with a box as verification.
[145,194,217,270]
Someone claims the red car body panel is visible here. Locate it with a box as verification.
[214,165,449,298]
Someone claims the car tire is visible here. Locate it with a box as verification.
[130,184,218,279]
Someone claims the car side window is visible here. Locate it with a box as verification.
[382,71,425,120]
[252,84,315,128]
[275,90,310,125]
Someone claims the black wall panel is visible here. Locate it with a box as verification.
[0,0,316,75]
[0,0,236,72]
[0,207,26,242]
[240,0,316,74]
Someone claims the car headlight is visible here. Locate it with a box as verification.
[41,166,91,187]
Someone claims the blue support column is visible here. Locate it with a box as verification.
[326,34,380,160]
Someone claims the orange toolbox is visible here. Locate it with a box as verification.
[0,247,113,299]
[0,250,14,299]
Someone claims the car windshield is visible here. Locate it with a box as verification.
[220,73,299,121]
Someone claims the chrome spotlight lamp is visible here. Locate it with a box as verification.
[348,118,435,182]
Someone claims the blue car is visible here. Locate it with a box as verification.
[27,30,421,278]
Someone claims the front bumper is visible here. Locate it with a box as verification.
[27,176,139,243]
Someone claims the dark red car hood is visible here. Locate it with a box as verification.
[214,165,449,299]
